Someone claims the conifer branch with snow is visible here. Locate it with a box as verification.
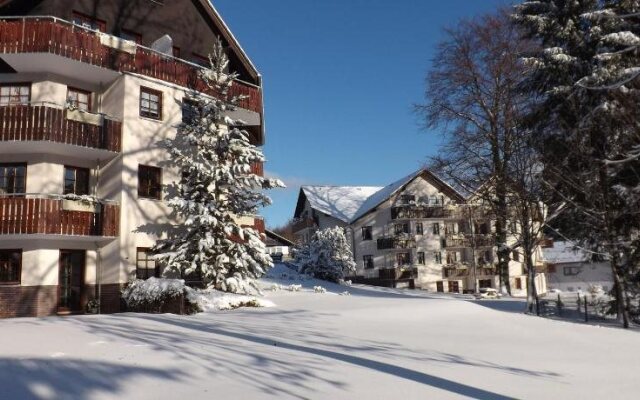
[294,227,356,283]
[153,38,284,294]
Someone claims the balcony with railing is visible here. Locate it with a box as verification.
[379,267,418,280]
[292,218,317,233]
[0,16,263,118]
[391,206,456,220]
[0,103,122,155]
[377,237,416,250]
[443,266,497,279]
[0,194,119,239]
[443,234,495,249]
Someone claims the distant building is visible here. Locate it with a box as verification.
[265,230,295,261]
[292,168,541,293]
[536,241,612,293]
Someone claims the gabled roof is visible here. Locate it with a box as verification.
[350,169,467,223]
[265,230,295,247]
[294,186,383,224]
[540,242,589,264]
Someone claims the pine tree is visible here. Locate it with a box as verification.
[294,227,356,283]
[514,0,639,327]
[154,38,284,294]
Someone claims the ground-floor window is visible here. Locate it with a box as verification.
[0,249,21,284]
[436,281,444,292]
[363,255,374,269]
[136,248,160,279]
[478,279,492,289]
[515,277,522,290]
[448,281,460,293]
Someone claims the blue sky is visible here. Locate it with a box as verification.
[215,0,510,228]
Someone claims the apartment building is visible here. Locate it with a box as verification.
[293,169,542,294]
[0,0,266,317]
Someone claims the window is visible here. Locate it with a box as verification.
[400,194,415,204]
[138,165,162,199]
[436,281,444,292]
[119,29,142,44]
[0,250,21,284]
[63,166,90,195]
[547,264,557,274]
[361,226,373,241]
[515,277,522,290]
[140,87,162,120]
[72,11,106,32]
[182,98,199,123]
[191,53,210,67]
[67,87,91,112]
[479,279,492,289]
[416,223,423,235]
[136,248,159,279]
[396,252,411,266]
[563,266,582,276]
[434,251,442,264]
[0,84,30,106]
[0,163,26,194]
[447,251,460,264]
[172,46,181,58]
[448,281,460,293]
[432,223,440,235]
[512,250,520,262]
[394,223,410,235]
[363,255,374,269]
[417,252,425,265]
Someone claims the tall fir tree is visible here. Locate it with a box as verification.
[294,227,356,283]
[514,0,639,326]
[154,39,284,294]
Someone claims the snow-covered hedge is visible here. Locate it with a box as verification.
[122,277,274,314]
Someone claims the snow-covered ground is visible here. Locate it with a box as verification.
[1,264,638,400]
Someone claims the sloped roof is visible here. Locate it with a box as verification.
[265,230,295,247]
[296,186,383,223]
[350,169,467,222]
[540,242,589,264]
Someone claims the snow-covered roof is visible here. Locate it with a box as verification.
[540,242,589,264]
[350,169,466,222]
[299,186,383,223]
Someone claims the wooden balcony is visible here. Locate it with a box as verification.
[292,218,316,233]
[0,17,263,115]
[0,104,122,152]
[377,237,416,250]
[444,235,494,248]
[0,196,119,237]
[250,161,264,177]
[391,206,456,220]
[379,267,418,280]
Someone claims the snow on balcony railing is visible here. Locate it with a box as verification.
[0,102,122,152]
[0,16,262,114]
[0,194,119,237]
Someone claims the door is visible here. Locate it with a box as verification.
[448,280,460,293]
[58,250,86,313]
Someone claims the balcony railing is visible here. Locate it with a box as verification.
[377,237,416,250]
[379,267,418,280]
[391,206,456,220]
[0,16,262,114]
[443,235,494,248]
[0,103,122,152]
[0,194,119,237]
[443,266,497,278]
[292,218,316,233]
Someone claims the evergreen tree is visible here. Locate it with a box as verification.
[154,39,284,294]
[294,227,356,283]
[514,0,639,327]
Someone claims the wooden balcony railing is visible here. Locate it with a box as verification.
[0,104,122,152]
[377,237,416,250]
[292,218,316,233]
[250,161,264,177]
[0,195,119,237]
[0,17,262,115]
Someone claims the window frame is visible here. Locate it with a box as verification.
[71,11,107,32]
[139,86,163,120]
[432,223,440,235]
[396,252,411,266]
[363,255,374,270]
[0,83,31,106]
[417,251,425,265]
[394,223,410,235]
[0,249,22,285]
[0,163,27,195]
[415,222,423,235]
[361,226,373,241]
[66,87,92,112]
[135,247,160,280]
[63,165,90,196]
[434,251,442,264]
[138,165,162,200]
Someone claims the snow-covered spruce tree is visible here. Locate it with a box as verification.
[514,0,639,327]
[153,38,284,294]
[294,227,356,283]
